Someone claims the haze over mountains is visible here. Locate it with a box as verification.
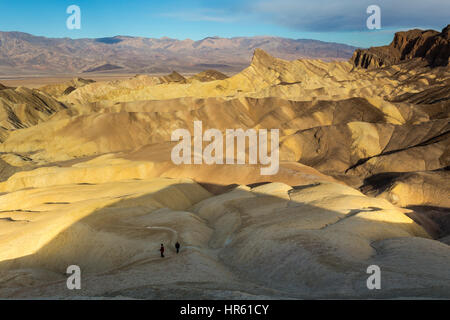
[0,31,356,76]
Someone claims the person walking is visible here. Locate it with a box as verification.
[160,244,165,258]
[175,242,180,254]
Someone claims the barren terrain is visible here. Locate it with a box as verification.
[0,25,448,299]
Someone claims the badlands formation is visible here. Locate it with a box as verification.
[0,26,449,299]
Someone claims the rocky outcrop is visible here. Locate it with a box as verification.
[351,25,450,69]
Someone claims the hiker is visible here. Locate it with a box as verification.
[175,242,180,254]
[160,244,165,258]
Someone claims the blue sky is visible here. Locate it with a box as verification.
[0,0,448,48]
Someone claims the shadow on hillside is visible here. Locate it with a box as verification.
[0,181,448,299]
[360,169,450,239]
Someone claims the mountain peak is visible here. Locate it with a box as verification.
[251,48,278,66]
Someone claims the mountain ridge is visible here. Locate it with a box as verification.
[351,24,450,69]
[0,31,356,76]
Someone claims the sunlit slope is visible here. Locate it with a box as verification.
[2,176,447,299]
[60,49,449,104]
[0,95,441,164]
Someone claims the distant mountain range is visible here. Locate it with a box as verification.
[0,31,356,76]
